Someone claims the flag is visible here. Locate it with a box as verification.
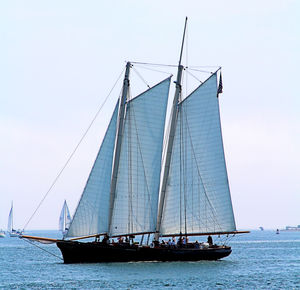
[217,72,223,95]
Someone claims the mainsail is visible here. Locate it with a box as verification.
[160,73,236,236]
[110,77,171,236]
[66,101,119,237]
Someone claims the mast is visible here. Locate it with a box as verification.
[155,18,187,240]
[108,62,131,236]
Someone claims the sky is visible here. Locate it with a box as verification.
[0,0,299,231]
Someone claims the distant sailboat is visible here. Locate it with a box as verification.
[0,230,5,238]
[21,18,249,263]
[59,200,72,238]
[7,202,22,237]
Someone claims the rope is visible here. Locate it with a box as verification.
[187,67,216,74]
[185,69,203,84]
[22,238,63,261]
[130,61,177,67]
[23,66,126,231]
[132,66,150,88]
[188,65,221,68]
[132,64,172,75]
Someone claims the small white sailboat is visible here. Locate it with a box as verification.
[59,200,72,238]
[7,202,22,237]
[0,230,5,238]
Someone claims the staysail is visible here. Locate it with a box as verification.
[109,77,171,236]
[160,73,236,236]
[66,101,119,237]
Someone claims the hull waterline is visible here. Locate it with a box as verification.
[57,241,232,264]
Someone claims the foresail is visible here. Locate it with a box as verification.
[66,101,119,238]
[110,77,171,236]
[161,73,236,236]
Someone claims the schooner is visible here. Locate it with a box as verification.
[22,18,248,263]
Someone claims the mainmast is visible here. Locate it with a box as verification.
[108,62,131,235]
[155,18,187,240]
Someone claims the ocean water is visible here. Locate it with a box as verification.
[0,230,299,289]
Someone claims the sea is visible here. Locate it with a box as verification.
[0,230,299,289]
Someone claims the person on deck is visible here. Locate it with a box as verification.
[207,235,213,246]
[101,234,109,244]
[177,237,183,247]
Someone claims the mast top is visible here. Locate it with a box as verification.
[178,17,188,66]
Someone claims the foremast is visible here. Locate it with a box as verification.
[155,18,187,240]
[108,62,131,236]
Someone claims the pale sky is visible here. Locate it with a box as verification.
[1,0,299,231]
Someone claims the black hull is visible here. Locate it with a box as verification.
[57,241,232,264]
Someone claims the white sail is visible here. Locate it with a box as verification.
[110,77,171,236]
[66,101,119,237]
[59,200,72,234]
[160,73,236,236]
[7,203,13,232]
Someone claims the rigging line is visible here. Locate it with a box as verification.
[185,69,203,84]
[132,66,151,89]
[188,65,221,68]
[133,64,172,75]
[23,66,126,231]
[181,104,222,231]
[128,101,133,233]
[225,233,235,244]
[179,105,182,234]
[22,238,63,261]
[130,61,177,67]
[187,68,216,74]
[183,103,188,235]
